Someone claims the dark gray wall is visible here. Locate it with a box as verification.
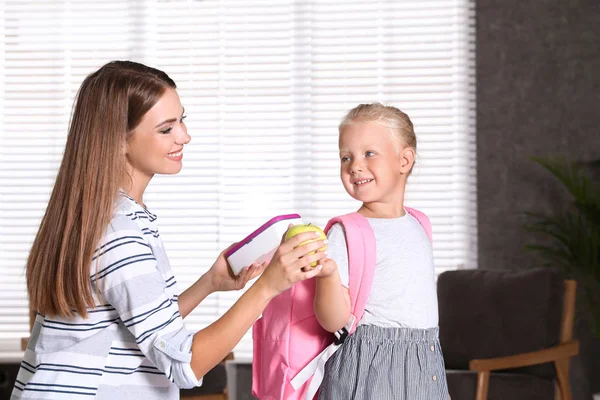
[476,0,600,398]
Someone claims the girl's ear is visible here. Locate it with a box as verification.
[399,146,415,174]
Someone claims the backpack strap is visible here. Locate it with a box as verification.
[405,206,433,243]
[324,212,376,333]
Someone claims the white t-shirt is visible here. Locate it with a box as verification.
[327,212,439,329]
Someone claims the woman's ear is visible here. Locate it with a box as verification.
[122,137,129,156]
[399,146,415,174]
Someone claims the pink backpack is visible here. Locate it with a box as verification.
[251,208,432,400]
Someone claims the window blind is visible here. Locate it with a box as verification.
[0,0,476,361]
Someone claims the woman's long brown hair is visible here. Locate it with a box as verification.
[27,61,176,319]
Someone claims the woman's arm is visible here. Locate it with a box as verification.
[189,231,328,379]
[189,277,273,377]
[177,273,214,319]
[178,254,265,319]
[99,219,327,388]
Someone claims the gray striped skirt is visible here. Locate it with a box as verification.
[318,325,449,400]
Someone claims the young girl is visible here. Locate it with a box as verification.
[313,103,449,399]
[11,61,326,399]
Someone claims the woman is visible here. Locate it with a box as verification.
[12,60,326,399]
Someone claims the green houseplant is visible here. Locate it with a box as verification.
[524,156,600,338]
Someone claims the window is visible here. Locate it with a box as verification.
[0,0,476,360]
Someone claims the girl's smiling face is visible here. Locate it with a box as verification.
[339,120,413,204]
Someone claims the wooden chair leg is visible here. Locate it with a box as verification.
[555,359,572,400]
[475,371,490,400]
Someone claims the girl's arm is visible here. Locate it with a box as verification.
[314,259,351,333]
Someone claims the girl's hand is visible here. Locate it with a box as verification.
[256,229,328,297]
[311,257,338,278]
[207,245,267,292]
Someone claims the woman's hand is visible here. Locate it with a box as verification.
[255,229,328,297]
[207,245,267,292]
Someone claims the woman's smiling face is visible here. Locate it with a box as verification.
[126,87,191,179]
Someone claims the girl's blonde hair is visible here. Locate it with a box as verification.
[27,61,176,319]
[338,103,417,152]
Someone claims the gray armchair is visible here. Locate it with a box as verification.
[437,269,579,400]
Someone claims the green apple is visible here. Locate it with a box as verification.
[285,223,327,267]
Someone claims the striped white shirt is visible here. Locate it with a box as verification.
[12,193,201,399]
